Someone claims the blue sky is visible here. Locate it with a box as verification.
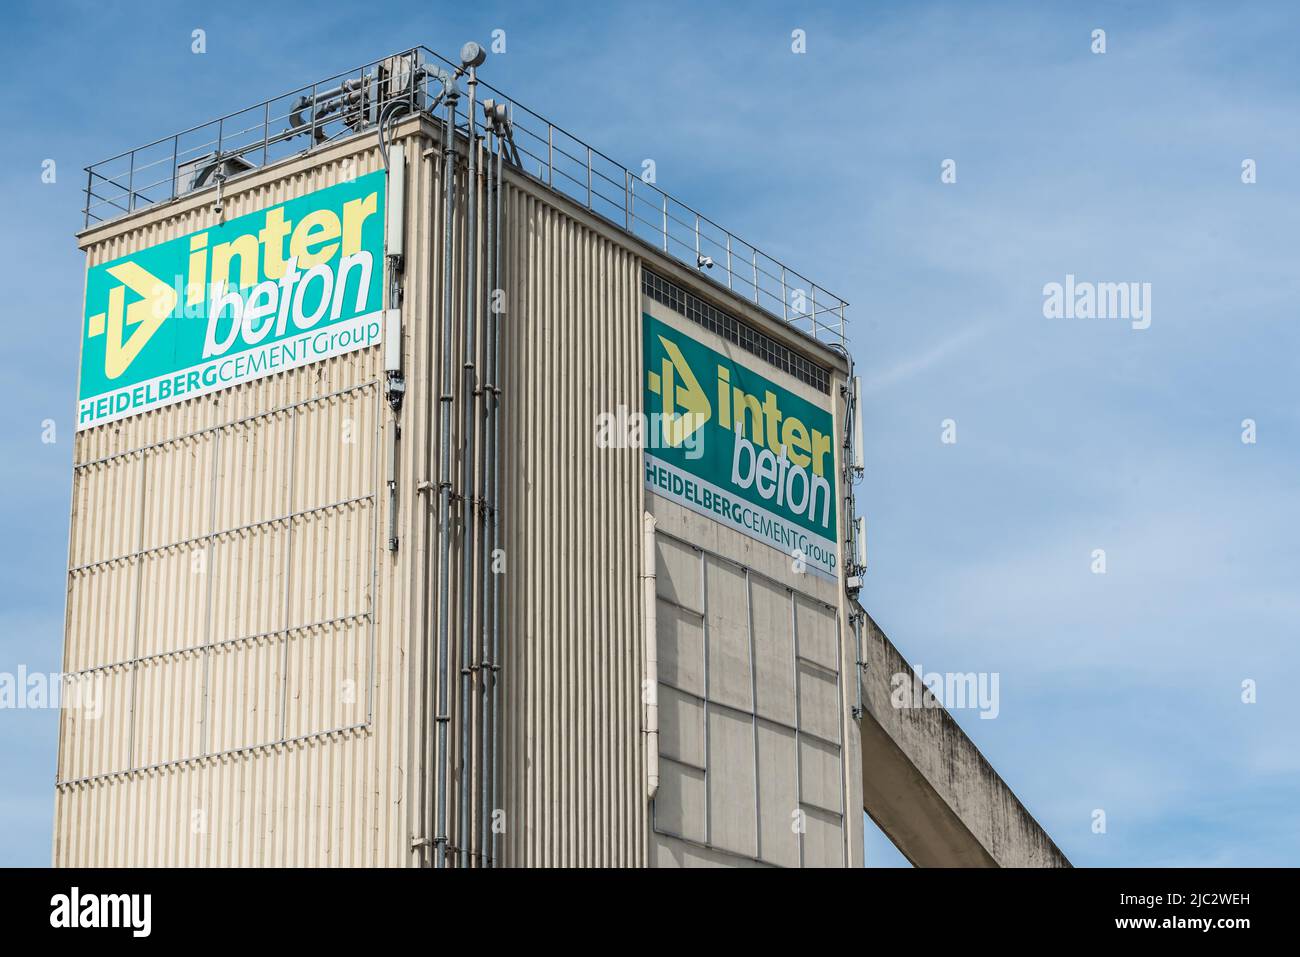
[2,0,1297,867]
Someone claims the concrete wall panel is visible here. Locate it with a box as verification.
[756,720,799,866]
[707,707,758,858]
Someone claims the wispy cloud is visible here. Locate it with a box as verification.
[863,322,991,395]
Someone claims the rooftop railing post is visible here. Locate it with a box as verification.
[358,65,366,126]
[547,125,553,187]
[627,172,634,233]
[781,266,788,322]
[262,101,271,167]
[216,117,224,161]
[171,134,180,200]
[127,152,135,212]
[661,194,668,252]
[403,56,412,115]
[811,288,818,340]
[586,146,592,210]
[694,214,700,262]
[725,234,733,290]
[84,168,93,228]
[309,83,318,149]
[751,251,759,304]
[840,303,846,344]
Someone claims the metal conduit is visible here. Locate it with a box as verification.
[479,101,508,867]
[831,341,867,720]
[434,85,460,870]
[478,119,496,865]
[490,110,506,868]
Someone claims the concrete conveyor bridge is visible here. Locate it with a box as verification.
[855,605,1070,867]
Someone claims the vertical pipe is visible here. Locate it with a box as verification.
[700,548,710,845]
[791,592,804,867]
[642,514,658,799]
[853,611,864,719]
[835,602,851,869]
[386,421,398,551]
[478,122,497,865]
[459,63,482,868]
[488,130,504,868]
[434,87,459,870]
[745,568,759,857]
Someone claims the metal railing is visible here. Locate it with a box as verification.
[83,45,849,348]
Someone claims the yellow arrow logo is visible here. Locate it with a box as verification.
[85,262,177,380]
[646,334,711,446]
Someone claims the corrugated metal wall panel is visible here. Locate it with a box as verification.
[498,183,645,866]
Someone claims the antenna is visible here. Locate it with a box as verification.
[852,375,865,473]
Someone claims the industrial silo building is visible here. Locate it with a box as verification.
[56,42,873,868]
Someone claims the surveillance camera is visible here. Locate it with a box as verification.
[697,255,714,270]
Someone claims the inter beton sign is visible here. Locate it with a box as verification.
[77,172,386,430]
[642,313,839,578]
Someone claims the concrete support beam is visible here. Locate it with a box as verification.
[857,608,1070,868]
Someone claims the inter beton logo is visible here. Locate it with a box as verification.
[645,334,711,446]
[85,262,177,379]
[641,314,839,577]
[76,173,386,430]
